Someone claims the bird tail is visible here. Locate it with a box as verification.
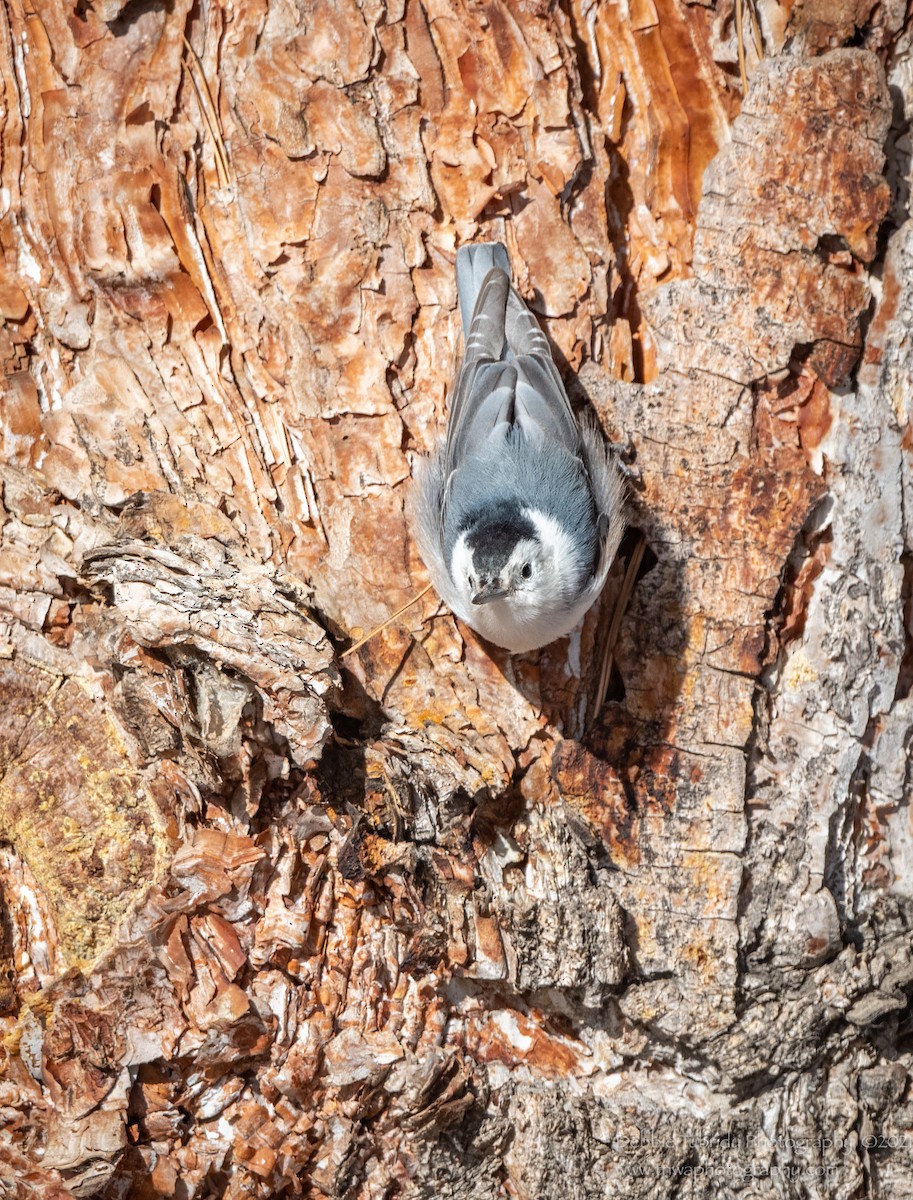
[456,242,554,367]
[456,243,511,339]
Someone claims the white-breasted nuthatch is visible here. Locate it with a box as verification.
[411,242,625,653]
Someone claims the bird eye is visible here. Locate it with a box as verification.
[520,562,532,579]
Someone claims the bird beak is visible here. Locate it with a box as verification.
[471,585,511,606]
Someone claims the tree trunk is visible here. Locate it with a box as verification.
[1,1,912,1197]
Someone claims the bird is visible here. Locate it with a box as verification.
[410,242,625,653]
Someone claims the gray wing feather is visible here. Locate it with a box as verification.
[445,266,513,477]
[444,362,517,489]
[409,446,464,617]
[512,359,579,451]
[504,275,579,451]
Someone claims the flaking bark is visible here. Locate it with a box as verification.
[0,2,912,1198]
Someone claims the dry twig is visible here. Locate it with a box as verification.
[340,583,435,659]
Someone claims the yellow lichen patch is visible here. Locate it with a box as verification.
[0,665,169,970]
[782,649,820,691]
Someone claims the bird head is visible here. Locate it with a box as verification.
[451,514,543,608]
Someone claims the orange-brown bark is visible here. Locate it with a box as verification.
[1,2,912,1197]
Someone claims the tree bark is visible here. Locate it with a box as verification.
[1,1,912,1197]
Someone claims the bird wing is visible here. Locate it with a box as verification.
[409,445,465,617]
[504,285,580,453]
[445,262,513,480]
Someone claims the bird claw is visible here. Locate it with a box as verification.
[608,438,643,489]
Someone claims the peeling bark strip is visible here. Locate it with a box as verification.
[0,0,912,1195]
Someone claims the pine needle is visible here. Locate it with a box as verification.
[735,0,748,96]
[340,583,434,659]
[182,37,231,188]
[592,532,646,725]
[749,0,763,59]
